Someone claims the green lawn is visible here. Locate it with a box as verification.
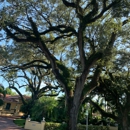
[13,119,26,127]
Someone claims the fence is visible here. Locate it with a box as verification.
[24,116,45,130]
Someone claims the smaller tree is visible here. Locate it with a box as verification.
[0,84,6,97]
[3,65,61,103]
[89,69,130,130]
[29,96,58,122]
[0,85,6,106]
[2,65,62,117]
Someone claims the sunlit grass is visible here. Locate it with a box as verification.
[13,119,26,127]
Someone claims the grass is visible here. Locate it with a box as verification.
[13,119,26,127]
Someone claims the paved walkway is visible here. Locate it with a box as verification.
[0,116,25,130]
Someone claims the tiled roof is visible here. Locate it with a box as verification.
[0,94,30,103]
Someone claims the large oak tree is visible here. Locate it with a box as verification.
[0,0,130,130]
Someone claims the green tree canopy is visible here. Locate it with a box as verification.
[5,87,17,95]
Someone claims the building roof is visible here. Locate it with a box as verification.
[0,94,30,103]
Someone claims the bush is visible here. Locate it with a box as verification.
[45,122,109,130]
[0,99,4,106]
[20,100,33,115]
[13,119,110,130]
[77,125,109,130]
[45,122,66,130]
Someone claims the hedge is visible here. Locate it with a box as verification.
[45,122,109,130]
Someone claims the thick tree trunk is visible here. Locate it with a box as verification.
[68,109,78,130]
[67,100,80,130]
[120,117,129,130]
[118,112,129,130]
[66,84,83,130]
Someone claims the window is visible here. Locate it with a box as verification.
[5,103,11,110]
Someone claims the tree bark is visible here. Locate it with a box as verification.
[118,110,129,130]
[68,109,78,130]
[67,97,80,130]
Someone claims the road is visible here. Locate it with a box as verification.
[0,116,25,130]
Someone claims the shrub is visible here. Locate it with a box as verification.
[45,122,109,130]
[13,119,110,130]
[0,99,4,106]
[45,122,66,130]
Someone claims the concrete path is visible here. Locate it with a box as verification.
[0,116,25,130]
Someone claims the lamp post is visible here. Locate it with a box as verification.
[85,103,89,130]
